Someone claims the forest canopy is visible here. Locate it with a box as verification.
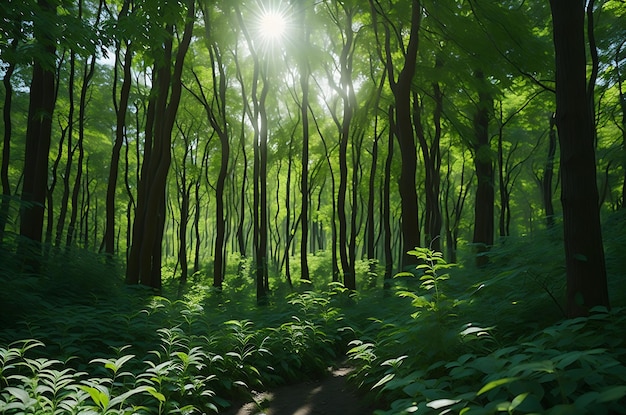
[1,0,625,307]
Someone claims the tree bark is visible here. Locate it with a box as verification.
[471,70,494,266]
[543,114,557,227]
[126,0,194,290]
[19,0,57,269]
[67,53,96,248]
[299,4,311,283]
[0,41,17,243]
[549,0,609,316]
[103,0,133,257]
[376,0,422,268]
[383,106,395,286]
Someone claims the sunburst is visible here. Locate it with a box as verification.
[253,1,292,53]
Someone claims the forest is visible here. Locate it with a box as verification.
[1,0,626,413]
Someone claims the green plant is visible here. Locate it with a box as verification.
[369,308,626,415]
[395,247,456,314]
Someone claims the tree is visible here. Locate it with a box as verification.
[297,1,312,283]
[470,70,494,266]
[370,0,422,269]
[18,0,58,269]
[102,0,133,257]
[126,0,194,290]
[548,0,609,316]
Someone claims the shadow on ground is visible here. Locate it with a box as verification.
[225,367,377,415]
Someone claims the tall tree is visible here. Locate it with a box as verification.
[297,1,312,282]
[18,0,58,269]
[102,0,133,257]
[471,70,494,266]
[0,37,18,243]
[548,0,609,316]
[126,0,194,290]
[189,1,232,290]
[371,0,422,268]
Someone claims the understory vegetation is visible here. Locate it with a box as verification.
[1,213,626,414]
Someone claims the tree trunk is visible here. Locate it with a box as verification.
[415,70,443,252]
[299,8,311,283]
[126,1,194,290]
[67,52,96,248]
[19,0,57,269]
[549,0,609,317]
[378,0,422,268]
[383,106,395,287]
[471,70,494,267]
[543,114,557,227]
[103,0,132,256]
[55,52,76,248]
[0,42,16,243]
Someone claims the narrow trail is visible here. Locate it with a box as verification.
[224,367,376,415]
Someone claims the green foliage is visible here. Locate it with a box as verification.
[2,236,626,414]
[346,246,626,414]
[396,248,456,314]
[0,248,352,414]
[368,308,626,415]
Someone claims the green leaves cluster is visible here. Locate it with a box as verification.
[368,308,626,415]
[346,247,626,414]
[0,257,351,414]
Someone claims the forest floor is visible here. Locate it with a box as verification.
[224,366,377,415]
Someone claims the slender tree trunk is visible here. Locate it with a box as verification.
[56,52,76,248]
[377,0,422,268]
[67,51,96,248]
[549,0,609,317]
[178,181,191,286]
[258,74,270,294]
[347,130,364,291]
[284,139,294,287]
[612,41,626,208]
[0,43,16,243]
[383,106,395,287]
[299,14,311,283]
[415,70,443,252]
[543,114,557,227]
[366,128,380,270]
[103,0,132,256]
[193,180,201,273]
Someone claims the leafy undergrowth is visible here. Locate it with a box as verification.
[0,249,353,414]
[1,224,626,414]
[347,248,626,414]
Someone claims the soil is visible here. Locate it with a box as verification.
[223,366,378,415]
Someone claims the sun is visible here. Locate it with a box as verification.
[259,10,287,42]
[253,2,292,51]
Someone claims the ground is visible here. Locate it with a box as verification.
[224,366,377,415]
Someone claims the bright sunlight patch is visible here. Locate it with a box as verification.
[253,1,293,53]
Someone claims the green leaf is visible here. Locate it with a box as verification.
[597,385,626,402]
[555,351,583,369]
[427,398,460,409]
[477,377,519,396]
[79,385,109,409]
[510,392,529,411]
[4,387,32,405]
[145,387,166,403]
[372,373,395,389]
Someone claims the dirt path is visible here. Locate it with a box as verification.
[224,367,376,415]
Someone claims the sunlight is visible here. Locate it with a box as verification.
[253,2,292,52]
[259,10,287,42]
